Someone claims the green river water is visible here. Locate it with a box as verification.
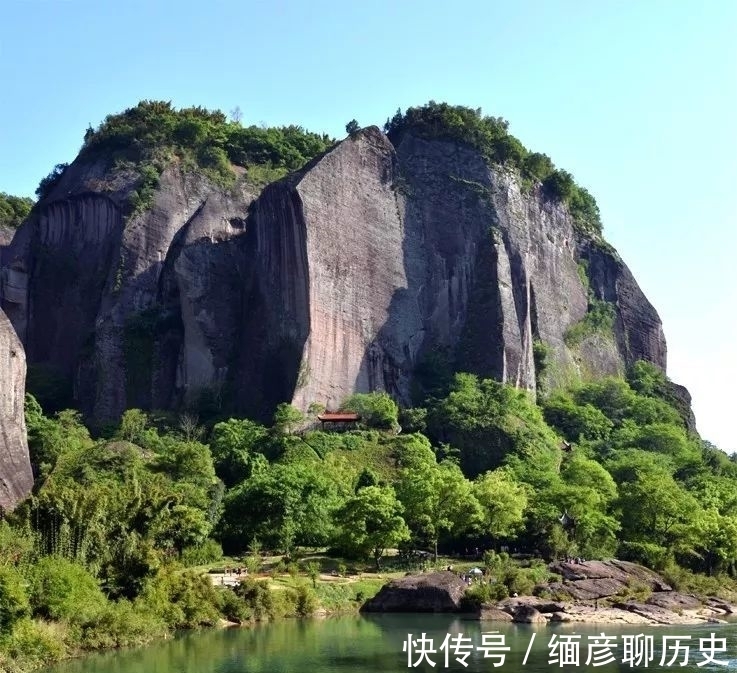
[46,616,737,673]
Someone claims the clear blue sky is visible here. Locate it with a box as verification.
[1,0,735,449]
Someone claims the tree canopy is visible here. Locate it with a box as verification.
[0,192,34,228]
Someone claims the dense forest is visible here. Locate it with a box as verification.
[2,358,736,670]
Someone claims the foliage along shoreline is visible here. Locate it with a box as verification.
[3,358,737,670]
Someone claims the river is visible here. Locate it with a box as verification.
[46,615,737,673]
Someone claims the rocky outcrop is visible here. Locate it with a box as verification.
[475,605,513,621]
[1,162,256,421]
[499,596,566,613]
[364,561,730,626]
[507,604,547,624]
[360,571,468,613]
[1,126,673,423]
[0,308,32,511]
[543,559,671,600]
[612,601,722,626]
[645,591,702,610]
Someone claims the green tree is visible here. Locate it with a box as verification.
[117,408,149,444]
[543,392,613,441]
[343,392,399,430]
[210,418,268,486]
[473,469,528,541]
[543,169,575,203]
[427,373,561,478]
[334,485,409,570]
[29,557,106,624]
[397,458,480,562]
[219,461,340,554]
[610,451,702,559]
[345,119,360,135]
[305,561,320,588]
[0,192,34,228]
[35,163,68,199]
[0,567,29,632]
[273,403,304,435]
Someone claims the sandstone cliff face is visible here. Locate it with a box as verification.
[2,161,256,421]
[246,129,422,411]
[1,127,668,423]
[244,128,666,411]
[0,308,32,511]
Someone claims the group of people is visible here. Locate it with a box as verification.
[224,566,247,576]
[566,556,587,564]
[447,565,482,586]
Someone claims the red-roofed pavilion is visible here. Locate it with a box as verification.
[317,411,360,429]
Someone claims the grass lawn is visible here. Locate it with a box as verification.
[198,549,488,611]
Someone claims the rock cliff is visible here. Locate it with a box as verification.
[0,126,669,423]
[0,307,32,511]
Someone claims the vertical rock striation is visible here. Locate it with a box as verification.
[0,308,32,511]
[0,126,669,424]
[244,128,666,410]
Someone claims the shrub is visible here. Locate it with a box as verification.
[35,163,68,200]
[343,392,399,430]
[217,587,252,624]
[180,539,223,567]
[660,564,731,598]
[0,192,34,229]
[78,600,167,650]
[504,568,535,596]
[0,567,29,632]
[617,541,671,571]
[460,583,494,610]
[384,102,602,234]
[564,299,616,347]
[2,619,67,669]
[615,579,652,603]
[138,567,221,629]
[79,101,333,187]
[233,578,274,621]
[295,584,319,616]
[29,557,106,624]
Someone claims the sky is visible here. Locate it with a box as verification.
[1,0,735,449]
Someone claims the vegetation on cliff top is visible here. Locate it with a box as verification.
[0,193,34,229]
[384,101,602,235]
[34,101,336,215]
[30,100,602,235]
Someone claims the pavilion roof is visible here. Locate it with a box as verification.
[317,412,360,422]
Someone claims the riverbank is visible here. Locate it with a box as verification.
[5,556,737,673]
[362,560,737,627]
[0,562,387,673]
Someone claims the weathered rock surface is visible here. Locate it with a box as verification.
[1,163,256,421]
[360,571,468,613]
[507,604,547,624]
[1,127,675,423]
[706,597,736,614]
[0,308,32,511]
[499,596,566,613]
[612,601,720,626]
[474,605,513,621]
[543,559,672,600]
[646,591,702,610]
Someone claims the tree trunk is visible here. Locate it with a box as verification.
[434,540,438,564]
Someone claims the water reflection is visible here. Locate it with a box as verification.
[46,616,737,673]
